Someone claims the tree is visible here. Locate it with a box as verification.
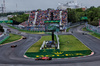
[76,8,83,12]
[47,8,54,11]
[0,25,4,32]
[85,6,100,26]
[68,9,76,23]
[37,9,41,11]
[68,8,85,23]
[8,13,29,24]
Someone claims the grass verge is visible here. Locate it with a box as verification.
[25,35,91,58]
[7,25,17,29]
[1,33,22,44]
[19,30,45,34]
[27,36,52,52]
[59,35,90,51]
[82,27,87,31]
[83,27,100,39]
[89,33,100,39]
[66,28,71,32]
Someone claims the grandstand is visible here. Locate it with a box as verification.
[29,10,36,26]
[19,9,68,31]
[36,10,49,25]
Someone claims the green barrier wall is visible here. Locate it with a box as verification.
[0,36,9,44]
[25,49,91,58]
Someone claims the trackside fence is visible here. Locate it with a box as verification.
[0,33,9,44]
[85,23,100,35]
[7,24,45,32]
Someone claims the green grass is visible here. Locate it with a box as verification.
[27,35,90,52]
[27,35,58,52]
[66,28,71,32]
[83,27,100,39]
[7,25,17,29]
[82,27,87,31]
[19,30,45,34]
[89,33,100,39]
[1,33,22,44]
[27,36,52,52]
[7,25,45,34]
[59,35,90,51]
[25,35,91,58]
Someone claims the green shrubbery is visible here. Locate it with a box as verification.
[68,6,100,26]
[8,13,29,23]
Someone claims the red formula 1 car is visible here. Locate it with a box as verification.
[35,57,52,60]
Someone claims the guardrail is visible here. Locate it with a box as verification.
[0,33,9,44]
[7,24,45,32]
[65,22,85,32]
[85,23,100,34]
[0,33,4,38]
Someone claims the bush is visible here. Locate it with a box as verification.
[8,14,29,24]
[88,21,99,26]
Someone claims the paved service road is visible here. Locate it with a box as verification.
[0,24,100,66]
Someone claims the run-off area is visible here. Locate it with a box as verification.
[25,35,92,58]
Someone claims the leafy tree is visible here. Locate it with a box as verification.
[68,8,85,23]
[85,6,100,26]
[0,25,4,32]
[8,14,29,24]
[76,8,83,12]
[88,21,99,26]
[68,9,76,23]
[37,9,41,11]
[47,8,54,10]
[0,11,25,16]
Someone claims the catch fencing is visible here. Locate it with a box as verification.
[85,23,100,34]
[8,24,45,32]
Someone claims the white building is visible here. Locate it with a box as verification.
[57,1,86,10]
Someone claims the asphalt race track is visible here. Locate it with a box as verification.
[0,24,100,66]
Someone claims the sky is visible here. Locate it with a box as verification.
[0,0,100,12]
